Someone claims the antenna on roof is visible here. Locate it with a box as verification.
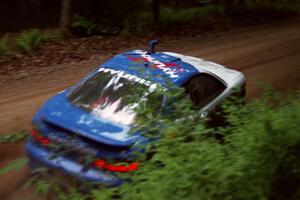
[149,40,159,54]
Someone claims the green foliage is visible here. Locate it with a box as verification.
[119,0,300,36]
[120,11,152,37]
[0,157,27,175]
[0,29,61,58]
[225,0,300,17]
[120,5,224,35]
[71,16,99,36]
[15,29,47,55]
[89,88,300,200]
[71,16,120,36]
[0,130,28,144]
[43,29,64,42]
[0,34,10,57]
[26,169,94,200]
[273,2,300,13]
[25,84,300,200]
[159,5,224,28]
[68,0,300,37]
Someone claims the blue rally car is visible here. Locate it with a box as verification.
[26,41,245,186]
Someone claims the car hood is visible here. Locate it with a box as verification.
[38,90,143,147]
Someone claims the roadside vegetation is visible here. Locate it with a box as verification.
[0,130,28,144]
[0,35,10,57]
[15,29,48,55]
[2,87,299,200]
[0,29,62,57]
[0,0,299,59]
[70,0,300,37]
[91,87,300,200]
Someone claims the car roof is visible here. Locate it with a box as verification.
[163,52,245,87]
[100,50,200,86]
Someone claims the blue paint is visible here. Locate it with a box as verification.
[26,50,200,186]
[41,91,143,146]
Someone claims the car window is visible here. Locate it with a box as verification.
[184,74,226,108]
[67,68,161,125]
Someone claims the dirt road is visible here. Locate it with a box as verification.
[0,18,300,199]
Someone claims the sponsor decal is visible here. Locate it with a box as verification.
[127,50,183,78]
[98,68,154,86]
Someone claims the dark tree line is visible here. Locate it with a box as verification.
[0,0,294,34]
[60,0,71,34]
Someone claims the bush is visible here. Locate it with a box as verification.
[71,16,99,36]
[71,15,121,36]
[15,29,47,55]
[120,11,152,36]
[90,88,300,200]
[0,34,10,57]
[24,86,300,200]
[159,5,224,28]
[120,5,224,35]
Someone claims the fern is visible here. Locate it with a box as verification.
[16,29,47,55]
[0,130,28,144]
[0,157,27,175]
[71,16,98,36]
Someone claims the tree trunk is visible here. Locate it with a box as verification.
[60,0,71,36]
[152,0,160,25]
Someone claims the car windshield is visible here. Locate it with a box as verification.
[67,68,159,125]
